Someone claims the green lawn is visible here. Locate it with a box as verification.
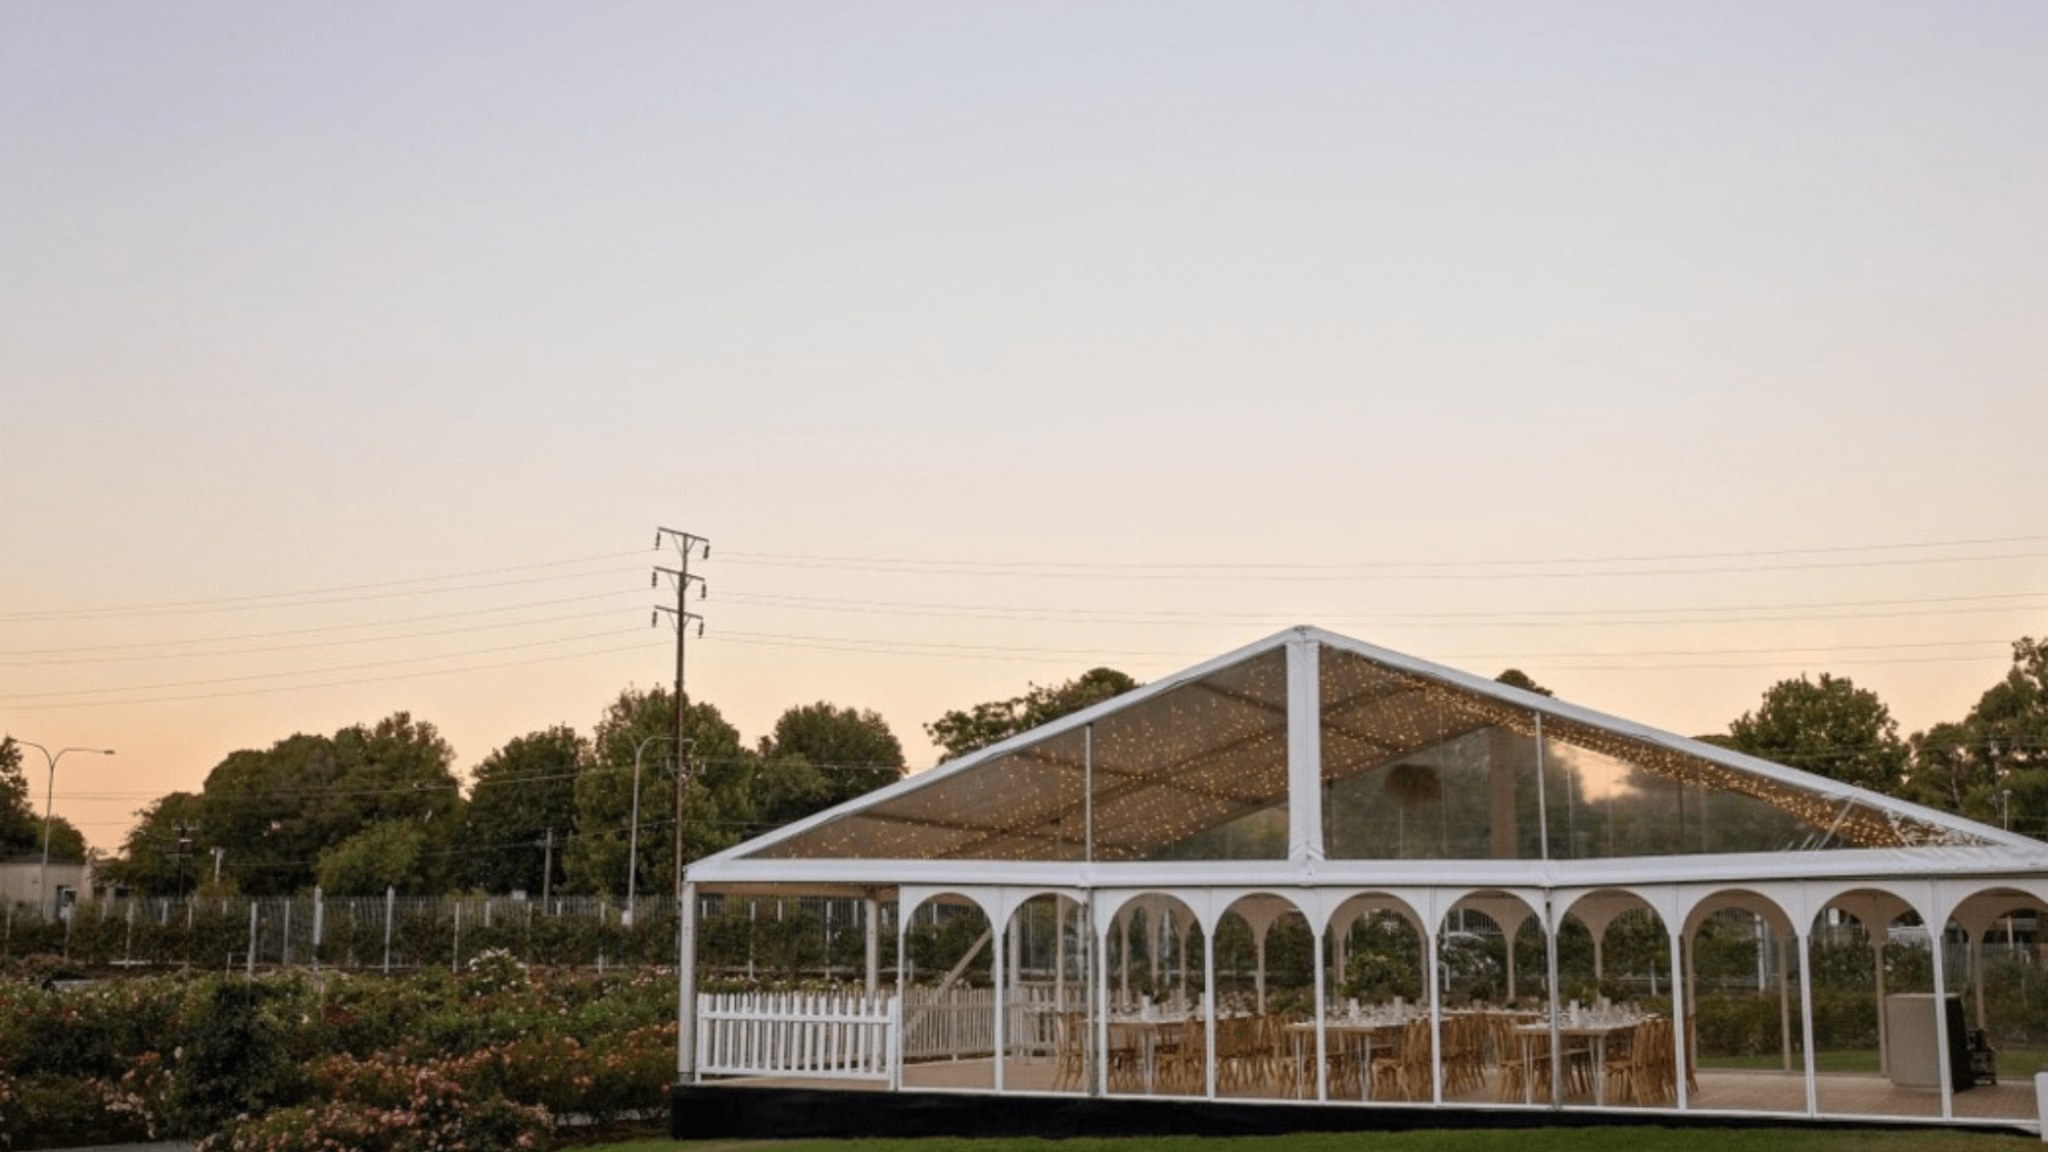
[575,1131,2039,1152]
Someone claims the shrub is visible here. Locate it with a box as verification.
[205,1071,551,1152]
[164,977,309,1137]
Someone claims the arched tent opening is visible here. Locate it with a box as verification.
[1806,890,1941,1119]
[1446,891,1541,1007]
[1681,891,1801,1114]
[899,892,996,1091]
[1214,893,1312,1100]
[1319,893,1428,1103]
[1559,890,1680,1110]
[1442,892,1549,1107]
[1942,885,2048,1124]
[1000,892,1091,1095]
[1100,892,1205,1096]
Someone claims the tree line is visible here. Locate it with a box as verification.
[55,667,1134,899]
[31,633,2048,899]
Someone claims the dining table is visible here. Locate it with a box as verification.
[1285,1012,1415,1100]
[1511,1012,1644,1105]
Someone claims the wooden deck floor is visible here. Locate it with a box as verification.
[715,1058,2038,1126]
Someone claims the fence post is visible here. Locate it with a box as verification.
[452,900,462,975]
[281,900,291,967]
[383,886,395,974]
[312,887,324,972]
[246,902,258,976]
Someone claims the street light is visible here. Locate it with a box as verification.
[13,740,114,918]
[625,733,673,927]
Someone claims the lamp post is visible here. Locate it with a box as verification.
[625,733,673,927]
[13,741,114,918]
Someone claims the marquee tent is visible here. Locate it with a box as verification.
[675,626,2048,1132]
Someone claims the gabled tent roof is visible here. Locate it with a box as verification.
[696,626,2043,876]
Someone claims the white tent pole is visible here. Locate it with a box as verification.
[1931,906,1956,1121]
[993,913,1006,1093]
[678,880,698,1083]
[1797,921,1818,1117]
[1203,916,1218,1099]
[1668,919,1689,1110]
[1095,911,1111,1096]
[1873,931,1888,1075]
[1428,924,1444,1105]
[864,896,880,997]
[1286,635,1324,863]
[1312,919,1328,1101]
[1544,895,1563,1107]
[1779,930,1792,1074]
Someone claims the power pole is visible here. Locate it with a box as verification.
[540,828,554,904]
[652,528,707,896]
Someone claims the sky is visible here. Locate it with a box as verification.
[4,1,2046,856]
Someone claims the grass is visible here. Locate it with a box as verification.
[574,1131,2040,1152]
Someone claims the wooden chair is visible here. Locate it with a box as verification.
[1370,1018,1433,1101]
[1494,1017,1548,1103]
[1443,1013,1489,1097]
[1324,1028,1366,1098]
[1052,1012,1087,1092]
[1157,1016,1206,1095]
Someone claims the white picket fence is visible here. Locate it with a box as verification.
[901,983,1074,1061]
[693,984,1082,1083]
[696,991,900,1084]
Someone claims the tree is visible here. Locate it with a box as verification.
[568,686,752,896]
[464,725,585,895]
[314,820,429,895]
[98,791,207,896]
[36,814,86,863]
[754,702,906,828]
[0,737,40,855]
[1906,636,2048,834]
[925,667,1139,761]
[196,712,461,895]
[1724,673,1909,794]
[1494,669,1554,697]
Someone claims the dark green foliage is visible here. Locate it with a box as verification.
[315,821,430,895]
[925,667,1140,762]
[189,714,461,896]
[0,737,40,856]
[570,686,754,895]
[1726,673,1910,794]
[1340,917,1423,1003]
[754,702,907,827]
[464,724,585,895]
[907,905,992,984]
[164,977,306,1137]
[1494,668,1555,697]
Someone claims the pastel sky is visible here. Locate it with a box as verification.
[5,1,2046,855]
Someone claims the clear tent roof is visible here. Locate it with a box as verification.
[728,627,2016,867]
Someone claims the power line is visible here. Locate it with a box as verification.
[3,638,668,710]
[1,628,649,703]
[0,607,632,667]
[722,531,2048,571]
[1,557,645,622]
[0,589,642,656]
